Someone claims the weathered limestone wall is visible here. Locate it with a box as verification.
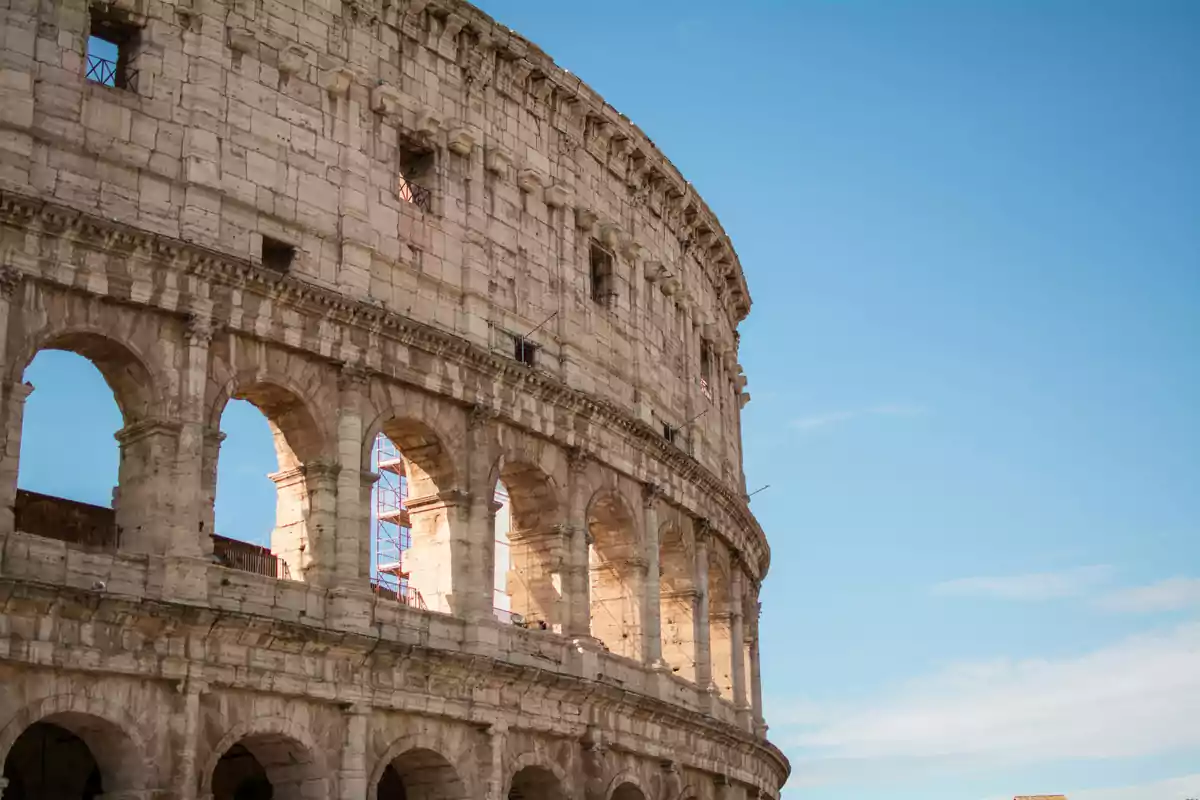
[0,0,785,795]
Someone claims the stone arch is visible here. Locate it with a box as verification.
[707,541,735,700]
[201,716,329,800]
[659,516,697,680]
[206,368,333,583]
[587,485,642,659]
[361,402,462,612]
[12,326,160,423]
[372,746,469,800]
[490,438,565,630]
[367,730,476,800]
[505,753,570,800]
[0,693,152,796]
[3,326,170,553]
[607,773,649,800]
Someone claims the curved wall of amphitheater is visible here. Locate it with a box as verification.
[0,0,787,796]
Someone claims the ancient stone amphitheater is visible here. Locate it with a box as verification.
[0,0,788,796]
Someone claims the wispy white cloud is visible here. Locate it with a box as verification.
[790,404,927,432]
[779,621,1200,778]
[1069,773,1200,800]
[1097,577,1200,613]
[932,565,1114,601]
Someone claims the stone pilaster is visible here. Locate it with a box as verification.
[0,381,33,542]
[338,704,370,800]
[730,561,751,726]
[334,365,369,586]
[172,677,206,800]
[693,520,713,690]
[565,447,592,640]
[642,480,665,667]
[486,722,507,800]
[269,460,340,585]
[114,418,184,556]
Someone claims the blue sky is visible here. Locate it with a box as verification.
[19,2,1200,798]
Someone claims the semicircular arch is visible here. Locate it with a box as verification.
[198,715,330,799]
[0,692,153,792]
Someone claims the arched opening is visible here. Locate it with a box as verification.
[493,480,513,622]
[9,333,161,554]
[368,418,456,613]
[611,783,646,800]
[708,546,734,700]
[375,747,466,800]
[659,521,697,681]
[587,489,642,659]
[210,733,323,800]
[1,713,141,800]
[508,765,566,800]
[494,460,563,631]
[212,383,326,583]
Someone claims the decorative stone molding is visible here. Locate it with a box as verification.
[447,126,477,156]
[485,147,512,175]
[574,206,599,231]
[320,66,356,96]
[516,168,545,194]
[543,183,573,208]
[227,27,257,54]
[415,109,443,138]
[370,82,403,116]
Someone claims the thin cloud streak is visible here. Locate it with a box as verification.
[1097,577,1200,613]
[779,621,1200,779]
[791,404,927,432]
[932,565,1114,601]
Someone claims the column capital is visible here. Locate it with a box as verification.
[115,418,184,446]
[338,361,371,391]
[405,488,470,512]
[0,266,23,298]
[567,445,590,474]
[641,480,662,507]
[468,403,496,430]
[186,313,218,346]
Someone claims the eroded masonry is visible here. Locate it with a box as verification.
[0,0,788,796]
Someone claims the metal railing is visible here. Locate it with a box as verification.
[212,536,292,580]
[85,54,137,91]
[370,577,427,609]
[398,176,432,212]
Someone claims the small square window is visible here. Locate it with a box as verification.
[590,242,615,307]
[513,336,538,367]
[261,237,295,272]
[87,9,141,90]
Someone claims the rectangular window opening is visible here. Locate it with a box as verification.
[261,236,296,272]
[513,335,538,368]
[398,143,435,212]
[663,423,676,444]
[590,242,615,307]
[87,9,141,90]
[700,340,714,400]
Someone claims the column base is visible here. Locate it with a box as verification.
[152,555,210,605]
[327,585,375,634]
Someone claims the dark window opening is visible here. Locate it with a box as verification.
[700,340,714,400]
[513,336,538,367]
[87,9,141,90]
[261,237,295,272]
[663,423,676,444]
[398,143,435,212]
[590,242,615,307]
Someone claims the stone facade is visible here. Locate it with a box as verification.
[0,0,786,796]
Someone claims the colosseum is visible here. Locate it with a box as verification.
[0,0,788,796]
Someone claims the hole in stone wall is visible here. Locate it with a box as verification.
[260,236,295,272]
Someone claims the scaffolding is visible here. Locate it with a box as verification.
[371,435,426,609]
